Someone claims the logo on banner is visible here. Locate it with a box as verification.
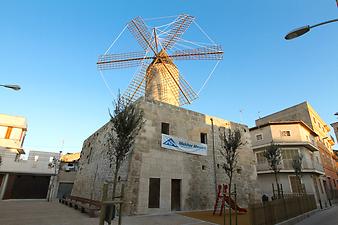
[161,134,207,156]
[163,138,178,147]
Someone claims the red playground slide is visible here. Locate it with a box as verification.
[213,184,247,215]
[224,195,247,213]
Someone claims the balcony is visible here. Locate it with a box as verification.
[257,159,324,174]
[253,141,319,152]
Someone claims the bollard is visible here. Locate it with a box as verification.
[99,183,108,225]
[118,184,125,225]
[234,184,238,225]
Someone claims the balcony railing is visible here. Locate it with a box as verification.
[257,159,324,173]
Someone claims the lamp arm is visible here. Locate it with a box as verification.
[310,19,338,29]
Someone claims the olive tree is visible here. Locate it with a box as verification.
[219,128,244,224]
[263,142,282,198]
[292,153,303,193]
[106,94,144,200]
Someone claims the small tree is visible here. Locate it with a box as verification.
[292,153,303,193]
[263,142,282,198]
[219,128,244,224]
[106,93,144,200]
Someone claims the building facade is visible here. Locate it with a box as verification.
[0,114,27,154]
[0,149,59,199]
[256,102,337,201]
[72,99,260,215]
[250,121,328,207]
[54,152,80,199]
[0,114,59,200]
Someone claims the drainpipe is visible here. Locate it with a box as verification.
[210,118,217,200]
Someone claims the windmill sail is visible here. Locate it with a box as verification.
[97,14,223,106]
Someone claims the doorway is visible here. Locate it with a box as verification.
[171,179,181,211]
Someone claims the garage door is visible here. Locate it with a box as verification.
[57,182,73,199]
[4,175,50,199]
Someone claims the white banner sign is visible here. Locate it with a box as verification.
[161,134,207,156]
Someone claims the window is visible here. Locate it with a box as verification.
[148,178,160,208]
[10,128,22,140]
[281,130,291,137]
[256,134,263,141]
[256,152,267,164]
[200,133,207,144]
[281,149,299,160]
[5,127,12,139]
[201,165,206,170]
[289,175,303,193]
[0,126,7,138]
[161,122,170,135]
[313,117,316,124]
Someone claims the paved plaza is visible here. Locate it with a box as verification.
[0,200,215,225]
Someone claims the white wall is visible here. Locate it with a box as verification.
[0,148,58,175]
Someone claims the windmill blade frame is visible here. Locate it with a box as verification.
[169,45,223,61]
[97,51,155,70]
[122,61,151,104]
[161,14,195,51]
[128,16,157,54]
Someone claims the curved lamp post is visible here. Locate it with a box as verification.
[285,18,338,40]
[0,84,21,91]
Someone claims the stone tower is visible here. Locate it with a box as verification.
[145,50,180,106]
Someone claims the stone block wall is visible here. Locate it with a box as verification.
[72,98,260,215]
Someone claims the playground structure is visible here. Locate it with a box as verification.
[213,184,247,216]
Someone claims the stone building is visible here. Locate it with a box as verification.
[250,121,328,207]
[72,98,259,215]
[255,102,337,200]
[53,153,80,199]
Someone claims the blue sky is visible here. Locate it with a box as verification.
[1,0,337,153]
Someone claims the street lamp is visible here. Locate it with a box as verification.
[0,84,21,91]
[285,18,338,40]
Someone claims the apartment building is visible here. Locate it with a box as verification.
[250,121,328,207]
[255,102,337,200]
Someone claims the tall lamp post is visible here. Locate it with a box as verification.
[285,18,338,40]
[0,84,21,91]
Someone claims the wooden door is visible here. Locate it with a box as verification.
[171,179,181,211]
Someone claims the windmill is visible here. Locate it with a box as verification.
[97,14,223,106]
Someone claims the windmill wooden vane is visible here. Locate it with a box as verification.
[97,14,223,106]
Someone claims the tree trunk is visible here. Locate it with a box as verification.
[274,171,280,199]
[229,173,232,225]
[112,160,120,200]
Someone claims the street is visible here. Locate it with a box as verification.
[296,205,338,225]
